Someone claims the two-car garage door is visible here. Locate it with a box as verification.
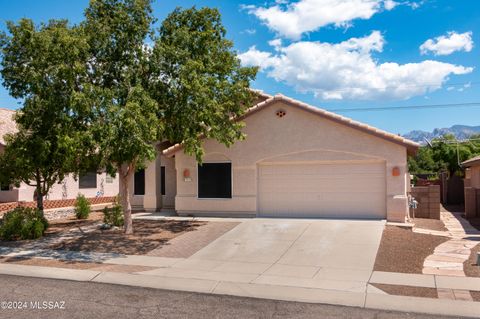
[257,162,386,219]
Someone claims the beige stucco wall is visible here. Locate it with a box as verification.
[128,149,176,211]
[174,100,410,222]
[0,172,119,203]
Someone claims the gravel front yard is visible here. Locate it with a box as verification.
[0,256,157,273]
[1,212,209,255]
[371,283,438,299]
[48,219,207,255]
[374,226,449,274]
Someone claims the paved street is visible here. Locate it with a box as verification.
[0,275,463,319]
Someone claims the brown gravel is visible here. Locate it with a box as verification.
[464,243,480,277]
[45,211,105,234]
[471,291,480,302]
[372,283,438,299]
[413,218,447,232]
[0,256,156,273]
[0,256,102,269]
[48,219,207,255]
[374,226,449,274]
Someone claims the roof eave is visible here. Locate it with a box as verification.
[162,94,420,157]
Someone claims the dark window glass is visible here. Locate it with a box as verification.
[79,171,97,189]
[134,169,145,195]
[198,163,232,199]
[161,166,166,195]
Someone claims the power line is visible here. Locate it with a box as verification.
[309,81,479,94]
[327,102,480,112]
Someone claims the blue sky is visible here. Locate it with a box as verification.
[0,0,479,134]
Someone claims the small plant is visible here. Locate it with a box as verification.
[0,207,49,240]
[75,194,91,219]
[103,199,124,227]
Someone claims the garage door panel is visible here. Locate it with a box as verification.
[258,162,386,219]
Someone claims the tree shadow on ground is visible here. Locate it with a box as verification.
[48,220,207,255]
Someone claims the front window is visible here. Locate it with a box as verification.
[79,171,97,189]
[198,163,232,199]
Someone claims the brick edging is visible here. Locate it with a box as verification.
[0,196,116,213]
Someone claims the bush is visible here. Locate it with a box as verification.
[103,202,124,227]
[0,207,49,240]
[75,194,91,219]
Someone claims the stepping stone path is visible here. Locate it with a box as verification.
[418,209,480,301]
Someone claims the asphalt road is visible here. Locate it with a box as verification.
[0,274,465,319]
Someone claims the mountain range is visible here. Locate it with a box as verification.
[403,125,480,144]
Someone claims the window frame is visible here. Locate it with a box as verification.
[78,171,97,189]
[196,161,233,200]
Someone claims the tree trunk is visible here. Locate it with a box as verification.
[36,187,44,213]
[35,173,44,215]
[119,163,133,234]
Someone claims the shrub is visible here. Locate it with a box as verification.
[103,202,124,227]
[0,207,49,240]
[75,194,91,219]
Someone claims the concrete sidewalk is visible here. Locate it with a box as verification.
[0,263,479,318]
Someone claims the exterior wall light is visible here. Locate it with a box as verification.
[392,167,400,177]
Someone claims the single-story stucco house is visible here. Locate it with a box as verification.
[129,92,419,222]
[0,108,119,204]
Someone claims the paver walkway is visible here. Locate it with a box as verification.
[147,221,239,258]
[421,210,480,277]
[418,208,480,301]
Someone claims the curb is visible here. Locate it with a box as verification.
[1,263,479,318]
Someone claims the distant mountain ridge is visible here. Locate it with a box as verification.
[403,125,480,144]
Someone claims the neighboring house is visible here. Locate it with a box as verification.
[131,92,419,222]
[0,108,119,203]
[463,155,480,218]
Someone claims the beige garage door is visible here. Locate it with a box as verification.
[257,162,386,219]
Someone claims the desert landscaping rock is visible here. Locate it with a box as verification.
[371,283,438,299]
[374,226,448,274]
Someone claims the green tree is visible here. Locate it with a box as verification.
[149,7,257,160]
[0,1,257,234]
[408,134,480,176]
[83,2,256,234]
[81,0,160,234]
[0,19,91,212]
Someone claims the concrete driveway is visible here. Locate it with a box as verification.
[140,218,385,293]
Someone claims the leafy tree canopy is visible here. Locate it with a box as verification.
[0,1,257,233]
[408,134,480,176]
[0,19,93,211]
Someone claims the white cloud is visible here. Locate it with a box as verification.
[420,31,474,56]
[242,28,257,35]
[268,38,283,51]
[238,32,473,100]
[384,0,398,10]
[238,46,277,70]
[244,0,399,39]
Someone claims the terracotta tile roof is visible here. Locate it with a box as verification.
[162,93,419,156]
[462,155,480,167]
[0,108,17,145]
